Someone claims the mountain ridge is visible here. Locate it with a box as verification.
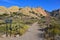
[0,6,50,19]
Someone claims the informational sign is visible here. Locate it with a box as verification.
[5,18,12,37]
[5,19,12,23]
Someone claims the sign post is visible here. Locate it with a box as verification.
[5,18,12,37]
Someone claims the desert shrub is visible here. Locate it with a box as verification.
[16,24,29,35]
[25,19,38,25]
[0,19,29,36]
[8,24,29,35]
[44,17,60,40]
[19,28,25,35]
[0,26,6,33]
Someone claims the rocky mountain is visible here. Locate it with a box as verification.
[50,9,60,19]
[0,6,10,15]
[0,6,48,19]
[8,6,19,12]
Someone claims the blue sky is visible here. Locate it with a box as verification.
[0,0,60,11]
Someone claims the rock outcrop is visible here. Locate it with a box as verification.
[0,6,48,19]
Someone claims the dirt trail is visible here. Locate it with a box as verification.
[0,22,44,40]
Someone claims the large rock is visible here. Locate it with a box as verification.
[50,9,60,19]
[8,6,19,12]
[0,6,10,15]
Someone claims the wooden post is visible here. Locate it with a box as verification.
[6,23,8,37]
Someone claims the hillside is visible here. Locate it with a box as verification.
[0,6,48,19]
[0,6,49,37]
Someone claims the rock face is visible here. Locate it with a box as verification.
[8,6,19,12]
[35,7,48,16]
[50,9,60,19]
[0,6,10,15]
[0,6,48,18]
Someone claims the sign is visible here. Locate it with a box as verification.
[5,19,12,23]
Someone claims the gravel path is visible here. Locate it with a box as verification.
[0,22,44,40]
